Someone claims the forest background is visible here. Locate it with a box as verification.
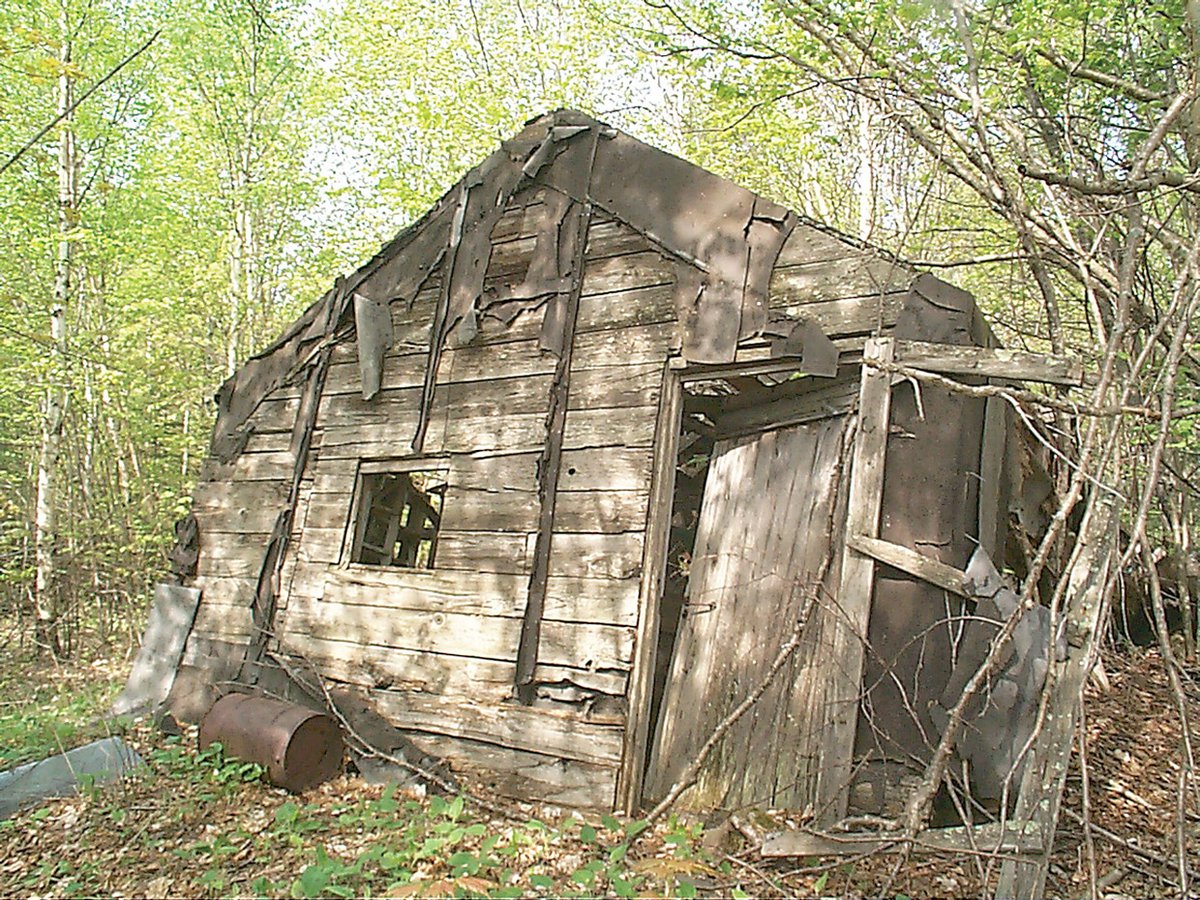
[3,0,1200,895]
[4,0,1196,661]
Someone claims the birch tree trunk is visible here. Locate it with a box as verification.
[34,23,77,657]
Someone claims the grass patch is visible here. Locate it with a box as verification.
[0,652,123,770]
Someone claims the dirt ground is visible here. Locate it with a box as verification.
[0,646,1196,898]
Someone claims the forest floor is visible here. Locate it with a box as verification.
[0,632,1196,899]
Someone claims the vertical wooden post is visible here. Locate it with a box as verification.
[996,489,1119,898]
[815,336,894,823]
[977,396,1008,559]
[617,363,682,812]
[514,198,593,703]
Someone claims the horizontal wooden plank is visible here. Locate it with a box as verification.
[282,593,635,671]
[294,526,530,573]
[775,223,879,267]
[893,340,1085,385]
[190,599,254,641]
[196,559,263,580]
[189,574,256,607]
[199,450,297,483]
[193,504,287,535]
[551,532,644,580]
[846,533,967,596]
[287,564,640,627]
[307,445,652,499]
[314,405,657,460]
[278,632,626,706]
[770,252,910,306]
[305,484,647,536]
[368,687,625,766]
[191,479,290,510]
[579,249,674,298]
[715,379,858,439]
[771,292,907,339]
[761,821,1043,857]
[405,732,619,809]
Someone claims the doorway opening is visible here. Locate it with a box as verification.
[640,363,860,804]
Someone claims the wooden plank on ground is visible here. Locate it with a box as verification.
[406,732,619,809]
[761,821,1043,857]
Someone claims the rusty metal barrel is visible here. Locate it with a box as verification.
[198,693,342,792]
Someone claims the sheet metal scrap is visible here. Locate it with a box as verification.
[931,546,1060,803]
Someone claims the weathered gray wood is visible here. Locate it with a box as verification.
[761,821,1043,857]
[977,396,1008,558]
[189,598,254,640]
[191,479,290,510]
[845,533,968,596]
[774,223,896,268]
[193,504,287,535]
[294,526,528,573]
[715,378,859,439]
[774,292,906,340]
[405,732,619,809]
[196,546,271,580]
[618,363,679,812]
[314,406,657,459]
[246,395,303,432]
[550,532,645,580]
[997,492,1119,897]
[188,574,256,606]
[579,249,674,297]
[287,564,640,627]
[278,631,627,701]
[282,592,635,670]
[769,256,910,308]
[315,412,657,463]
[893,340,1085,385]
[817,337,895,823]
[519,193,608,703]
[322,322,674,397]
[110,583,202,717]
[305,480,647,536]
[308,446,652,496]
[364,685,625,765]
[199,450,297,482]
[576,284,674,332]
[646,417,847,810]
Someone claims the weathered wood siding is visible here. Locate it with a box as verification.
[264,196,674,807]
[174,378,310,716]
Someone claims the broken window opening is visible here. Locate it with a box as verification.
[351,468,447,569]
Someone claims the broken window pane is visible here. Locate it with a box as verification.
[351,469,447,568]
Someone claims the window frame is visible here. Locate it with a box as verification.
[344,457,450,571]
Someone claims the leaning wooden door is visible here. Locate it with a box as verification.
[645,416,847,809]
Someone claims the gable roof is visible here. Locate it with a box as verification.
[208,109,927,458]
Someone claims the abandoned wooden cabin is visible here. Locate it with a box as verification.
[160,109,1082,818]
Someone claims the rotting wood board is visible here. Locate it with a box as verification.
[815,336,894,823]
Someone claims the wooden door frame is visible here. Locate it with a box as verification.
[617,354,859,813]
